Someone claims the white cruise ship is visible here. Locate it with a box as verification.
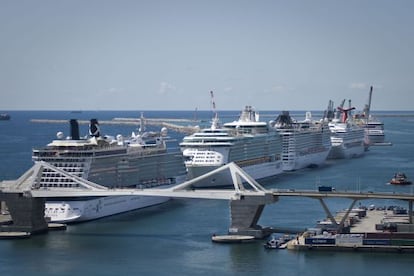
[270,111,332,171]
[353,86,386,146]
[32,117,187,223]
[180,105,283,188]
[361,119,386,145]
[326,101,366,159]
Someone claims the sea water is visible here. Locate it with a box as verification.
[1,110,414,276]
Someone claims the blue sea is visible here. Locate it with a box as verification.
[1,110,414,276]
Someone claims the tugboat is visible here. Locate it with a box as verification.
[389,172,412,185]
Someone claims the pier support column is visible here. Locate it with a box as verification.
[409,200,413,224]
[318,198,357,233]
[229,193,278,239]
[0,192,48,233]
[318,198,337,225]
[337,199,358,233]
[0,200,7,214]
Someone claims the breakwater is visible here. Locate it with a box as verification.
[30,118,198,134]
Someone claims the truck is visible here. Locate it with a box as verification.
[318,186,335,192]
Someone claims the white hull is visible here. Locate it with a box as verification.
[328,143,365,159]
[366,132,385,145]
[45,175,187,223]
[186,160,283,188]
[273,111,332,172]
[282,149,330,171]
[328,121,366,159]
[45,195,170,223]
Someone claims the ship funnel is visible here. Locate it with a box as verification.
[89,118,100,137]
[305,111,312,121]
[70,119,80,140]
[274,111,293,128]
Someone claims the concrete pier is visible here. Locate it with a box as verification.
[229,193,278,238]
[0,191,48,234]
[350,209,390,233]
[286,207,414,253]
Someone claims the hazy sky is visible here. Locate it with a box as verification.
[1,0,413,111]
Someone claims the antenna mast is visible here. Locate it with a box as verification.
[139,112,145,133]
[210,91,219,129]
[366,86,373,120]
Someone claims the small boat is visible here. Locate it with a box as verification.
[389,172,412,185]
[0,113,10,120]
[264,237,283,249]
[264,235,291,249]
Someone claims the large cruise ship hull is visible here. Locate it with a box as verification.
[45,195,170,223]
[186,161,283,188]
[328,121,366,159]
[278,131,332,171]
[365,131,385,145]
[44,176,186,223]
[327,144,365,159]
[40,155,186,223]
[282,149,331,171]
[273,111,332,172]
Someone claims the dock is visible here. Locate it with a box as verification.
[287,208,414,253]
[0,213,65,239]
[350,209,395,233]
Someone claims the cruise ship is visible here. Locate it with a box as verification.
[326,101,365,159]
[353,86,386,146]
[32,117,187,223]
[270,111,332,171]
[361,119,386,146]
[180,105,283,188]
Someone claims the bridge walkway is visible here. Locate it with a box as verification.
[1,162,413,238]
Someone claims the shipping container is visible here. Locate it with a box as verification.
[363,239,391,246]
[390,239,414,246]
[336,234,363,246]
[305,238,336,245]
[366,232,414,239]
[397,224,414,232]
[318,186,334,192]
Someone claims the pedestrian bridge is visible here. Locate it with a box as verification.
[1,161,414,237]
